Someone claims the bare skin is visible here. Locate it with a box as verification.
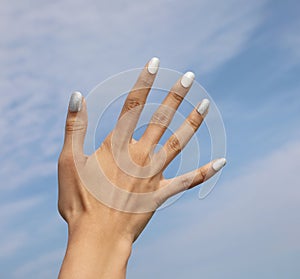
[57,58,225,279]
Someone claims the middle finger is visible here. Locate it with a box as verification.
[140,71,195,149]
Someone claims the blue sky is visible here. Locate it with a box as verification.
[0,0,300,278]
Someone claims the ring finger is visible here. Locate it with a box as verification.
[157,99,210,169]
[140,71,195,150]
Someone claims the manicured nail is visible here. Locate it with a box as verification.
[147,57,160,74]
[69,91,83,112]
[181,71,195,88]
[197,99,210,116]
[212,158,226,172]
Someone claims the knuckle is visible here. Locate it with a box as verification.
[57,156,64,168]
[124,97,142,111]
[101,136,112,151]
[151,110,170,127]
[197,168,206,183]
[58,151,74,167]
[65,118,85,133]
[139,75,153,88]
[57,202,67,221]
[181,175,192,189]
[169,91,184,103]
[167,135,181,153]
[186,115,200,131]
[154,191,165,208]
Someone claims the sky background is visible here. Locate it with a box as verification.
[1,0,300,278]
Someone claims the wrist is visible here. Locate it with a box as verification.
[59,214,132,279]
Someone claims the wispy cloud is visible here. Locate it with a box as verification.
[280,23,300,63]
[0,0,267,191]
[0,231,29,259]
[0,195,45,261]
[0,195,44,226]
[2,1,299,278]
[12,249,64,279]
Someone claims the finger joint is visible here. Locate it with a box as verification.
[167,135,181,153]
[151,110,170,127]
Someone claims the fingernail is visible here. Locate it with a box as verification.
[147,57,160,74]
[212,158,227,172]
[69,91,83,112]
[197,99,210,116]
[181,71,195,88]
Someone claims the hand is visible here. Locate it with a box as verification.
[57,57,226,279]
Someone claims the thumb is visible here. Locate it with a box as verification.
[63,91,87,157]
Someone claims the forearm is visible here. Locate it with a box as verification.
[58,217,132,279]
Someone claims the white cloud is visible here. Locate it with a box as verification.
[0,195,44,226]
[0,194,65,277]
[4,1,295,277]
[0,0,267,190]
[0,0,268,77]
[0,231,29,259]
[12,249,64,279]
[280,22,300,64]
[128,139,300,278]
[0,195,45,262]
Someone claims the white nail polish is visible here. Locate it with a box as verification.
[69,91,83,112]
[212,158,226,172]
[180,71,195,88]
[147,57,160,74]
[197,99,210,116]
